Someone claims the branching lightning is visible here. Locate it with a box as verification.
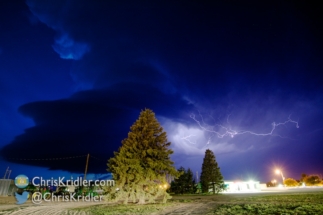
[189,113,299,139]
[181,134,197,144]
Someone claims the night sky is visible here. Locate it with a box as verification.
[0,1,322,183]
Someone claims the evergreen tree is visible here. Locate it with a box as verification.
[107,109,179,204]
[200,149,224,194]
[185,168,196,194]
[170,167,196,194]
[170,167,186,194]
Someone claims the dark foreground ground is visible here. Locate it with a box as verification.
[1,187,323,215]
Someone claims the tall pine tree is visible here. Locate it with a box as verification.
[107,109,179,204]
[185,168,196,194]
[170,167,195,194]
[200,149,224,194]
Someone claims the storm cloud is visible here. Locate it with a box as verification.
[1,82,194,173]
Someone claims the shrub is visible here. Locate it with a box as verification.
[284,178,298,187]
[304,175,321,186]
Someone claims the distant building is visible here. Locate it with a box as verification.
[221,181,261,193]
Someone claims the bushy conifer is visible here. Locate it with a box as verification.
[200,149,224,194]
[107,109,179,204]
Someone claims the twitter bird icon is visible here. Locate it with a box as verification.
[15,191,29,204]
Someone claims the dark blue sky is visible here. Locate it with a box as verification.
[0,0,322,182]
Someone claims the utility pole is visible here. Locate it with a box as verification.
[84,154,90,181]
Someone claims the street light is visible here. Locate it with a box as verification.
[275,169,285,184]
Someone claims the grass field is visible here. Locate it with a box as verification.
[211,193,323,215]
[71,192,323,215]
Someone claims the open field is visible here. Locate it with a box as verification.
[1,188,323,214]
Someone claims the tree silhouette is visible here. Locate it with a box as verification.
[200,149,224,194]
[170,167,196,194]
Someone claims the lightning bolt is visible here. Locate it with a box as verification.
[206,136,211,145]
[181,134,197,144]
[189,113,299,139]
